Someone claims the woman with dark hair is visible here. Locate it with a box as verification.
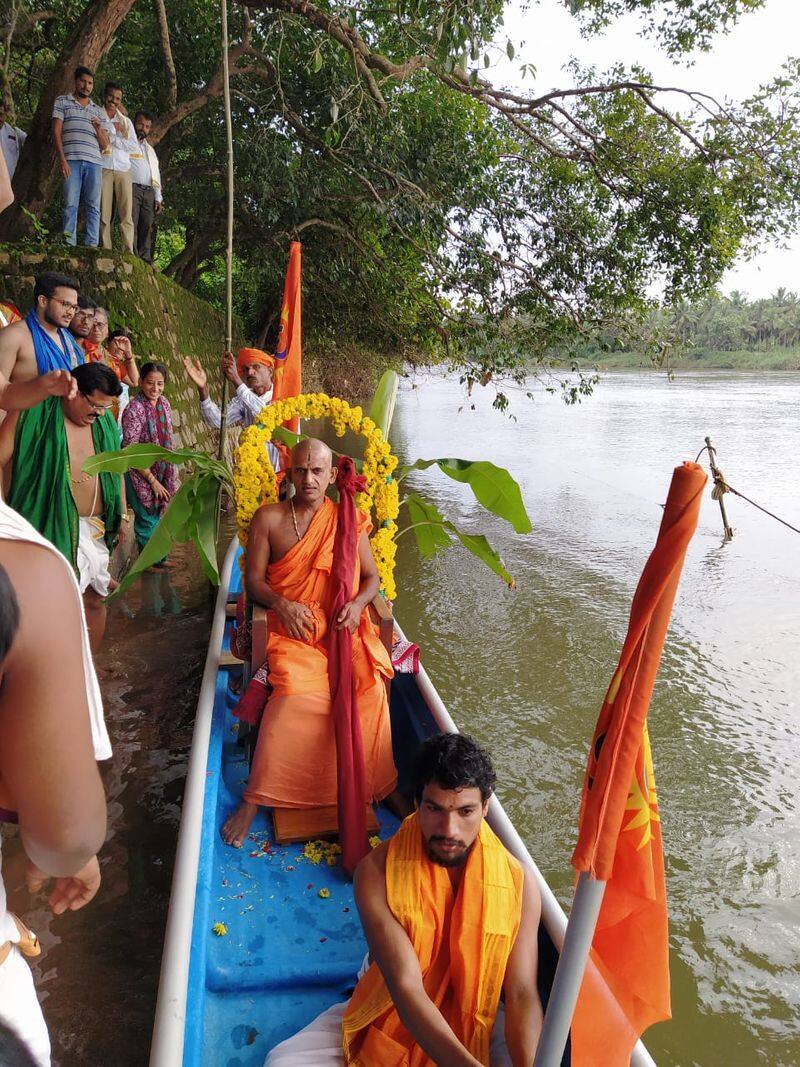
[121,360,177,559]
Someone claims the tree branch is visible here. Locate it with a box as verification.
[152,0,178,111]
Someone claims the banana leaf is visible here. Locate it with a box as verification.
[402,493,515,586]
[84,443,231,484]
[110,478,201,599]
[397,457,531,534]
[368,370,399,438]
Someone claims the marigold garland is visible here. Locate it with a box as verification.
[232,392,400,599]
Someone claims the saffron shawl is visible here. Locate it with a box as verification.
[342,813,525,1066]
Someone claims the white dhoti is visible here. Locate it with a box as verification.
[265,1002,512,1066]
[0,946,51,1067]
[76,517,112,598]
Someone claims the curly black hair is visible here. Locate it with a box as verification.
[411,733,496,803]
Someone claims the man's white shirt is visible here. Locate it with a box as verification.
[0,122,26,177]
[200,384,281,468]
[100,111,137,171]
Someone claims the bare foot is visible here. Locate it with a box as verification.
[221,801,258,848]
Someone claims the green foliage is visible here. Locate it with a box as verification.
[398,457,532,534]
[83,442,232,597]
[402,493,515,586]
[368,370,400,438]
[7,0,800,409]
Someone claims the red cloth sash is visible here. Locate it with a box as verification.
[329,458,369,875]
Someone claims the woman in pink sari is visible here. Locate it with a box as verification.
[121,362,178,562]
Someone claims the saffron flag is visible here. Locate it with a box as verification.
[571,460,707,1066]
[273,241,302,432]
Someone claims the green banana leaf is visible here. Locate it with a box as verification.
[110,477,201,599]
[396,457,531,534]
[84,443,231,484]
[402,493,515,586]
[405,493,452,556]
[368,370,399,438]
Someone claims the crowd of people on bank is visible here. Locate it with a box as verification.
[2,66,163,259]
[0,149,543,1067]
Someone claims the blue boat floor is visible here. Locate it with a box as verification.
[186,629,400,1067]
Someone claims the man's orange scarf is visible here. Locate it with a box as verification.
[342,812,524,1066]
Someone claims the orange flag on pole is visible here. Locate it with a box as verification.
[273,241,302,431]
[570,461,707,1065]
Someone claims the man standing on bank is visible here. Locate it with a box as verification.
[99,83,136,253]
[128,111,162,262]
[52,67,109,247]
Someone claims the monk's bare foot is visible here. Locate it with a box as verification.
[383,790,414,820]
[221,802,258,848]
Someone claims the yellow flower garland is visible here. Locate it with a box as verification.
[233,393,400,600]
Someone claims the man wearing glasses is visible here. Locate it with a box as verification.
[0,363,131,650]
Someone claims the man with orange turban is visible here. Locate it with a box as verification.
[183,347,280,467]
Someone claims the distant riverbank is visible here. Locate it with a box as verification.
[570,347,800,371]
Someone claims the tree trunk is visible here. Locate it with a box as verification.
[0,0,137,240]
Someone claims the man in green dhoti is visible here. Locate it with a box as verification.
[0,362,130,650]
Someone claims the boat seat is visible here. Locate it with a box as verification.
[248,594,394,846]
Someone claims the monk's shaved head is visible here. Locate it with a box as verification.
[291,438,333,470]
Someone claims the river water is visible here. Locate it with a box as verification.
[391,371,800,1067]
[7,370,797,1066]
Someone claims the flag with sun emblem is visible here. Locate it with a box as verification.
[570,460,707,1066]
[273,241,302,430]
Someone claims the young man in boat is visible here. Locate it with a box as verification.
[0,361,129,651]
[183,348,282,470]
[267,733,543,1066]
[221,437,396,847]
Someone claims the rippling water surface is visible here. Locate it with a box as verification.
[391,371,800,1067]
[8,371,798,1066]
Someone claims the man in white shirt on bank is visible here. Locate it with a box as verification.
[183,349,281,469]
[0,104,26,181]
[128,110,162,263]
[99,82,137,252]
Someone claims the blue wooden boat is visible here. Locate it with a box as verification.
[149,539,656,1066]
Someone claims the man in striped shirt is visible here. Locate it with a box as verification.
[52,67,109,247]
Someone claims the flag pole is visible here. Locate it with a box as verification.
[533,873,607,1067]
[216,0,234,465]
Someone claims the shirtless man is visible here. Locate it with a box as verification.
[0,521,107,1065]
[0,272,84,414]
[0,362,129,650]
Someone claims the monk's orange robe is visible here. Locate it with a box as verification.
[342,813,525,1066]
[244,497,396,809]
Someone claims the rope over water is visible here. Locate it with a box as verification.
[696,437,800,537]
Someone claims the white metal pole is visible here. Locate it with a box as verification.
[533,872,608,1067]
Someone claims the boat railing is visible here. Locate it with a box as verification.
[149,537,239,1067]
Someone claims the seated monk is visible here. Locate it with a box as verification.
[221,438,398,848]
[266,734,543,1066]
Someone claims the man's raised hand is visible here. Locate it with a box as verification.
[183,356,207,390]
[221,351,242,387]
[42,369,78,399]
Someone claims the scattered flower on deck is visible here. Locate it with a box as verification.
[212,922,228,937]
[318,888,331,899]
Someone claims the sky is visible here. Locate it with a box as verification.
[489,0,800,299]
